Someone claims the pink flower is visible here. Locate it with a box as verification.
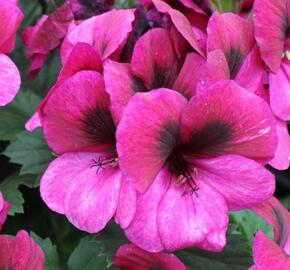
[23,3,74,79]
[114,244,187,270]
[40,70,137,232]
[0,192,45,270]
[254,0,290,120]
[250,197,290,269]
[198,12,263,94]
[60,8,135,64]
[0,230,45,270]
[104,27,203,121]
[116,81,277,252]
[0,0,23,106]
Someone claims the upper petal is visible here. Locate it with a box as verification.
[117,89,187,193]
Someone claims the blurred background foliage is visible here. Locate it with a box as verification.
[0,0,289,269]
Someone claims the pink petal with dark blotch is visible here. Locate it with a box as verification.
[67,9,135,60]
[157,178,228,252]
[269,59,290,120]
[253,0,288,71]
[0,1,23,54]
[270,118,290,170]
[103,60,135,122]
[114,178,137,229]
[131,28,180,90]
[196,155,275,210]
[0,192,10,231]
[0,54,21,106]
[114,244,187,270]
[252,231,290,270]
[0,230,45,270]
[173,52,205,98]
[42,71,115,154]
[152,0,205,56]
[207,12,254,79]
[124,169,170,252]
[181,80,277,162]
[251,197,290,254]
[117,89,187,193]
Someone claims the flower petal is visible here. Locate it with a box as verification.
[117,89,187,193]
[196,155,275,210]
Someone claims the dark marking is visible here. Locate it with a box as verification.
[274,207,289,247]
[152,64,177,89]
[82,107,116,147]
[73,0,108,20]
[183,121,232,157]
[132,76,148,92]
[159,122,180,158]
[225,47,245,79]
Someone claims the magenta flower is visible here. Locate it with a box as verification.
[40,70,137,232]
[0,230,45,270]
[104,27,203,120]
[198,12,263,93]
[0,0,23,106]
[114,244,187,270]
[254,0,290,120]
[61,8,135,64]
[23,3,74,78]
[250,197,290,269]
[0,192,10,231]
[116,81,277,252]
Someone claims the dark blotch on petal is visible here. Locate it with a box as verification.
[83,107,116,147]
[159,122,180,158]
[225,47,245,79]
[132,76,148,92]
[273,207,289,247]
[152,64,177,89]
[184,120,232,157]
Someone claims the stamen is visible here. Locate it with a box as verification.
[90,156,118,173]
[176,168,199,197]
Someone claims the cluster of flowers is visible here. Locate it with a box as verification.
[1,0,290,269]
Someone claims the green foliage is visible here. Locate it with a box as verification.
[0,91,41,142]
[176,233,253,270]
[230,209,274,244]
[31,232,62,270]
[209,0,238,12]
[4,129,54,176]
[0,173,38,215]
[114,0,136,9]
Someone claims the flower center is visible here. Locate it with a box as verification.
[91,156,118,173]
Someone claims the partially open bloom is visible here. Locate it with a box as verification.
[254,0,290,120]
[40,70,137,233]
[0,0,23,106]
[114,243,187,270]
[117,81,276,252]
[250,197,290,269]
[0,192,45,270]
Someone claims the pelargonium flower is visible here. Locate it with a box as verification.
[0,230,45,270]
[116,81,276,252]
[60,8,135,64]
[114,243,187,270]
[40,70,137,232]
[69,0,115,20]
[198,12,263,94]
[250,197,290,269]
[0,192,45,270]
[254,0,290,120]
[0,0,23,106]
[23,3,74,78]
[104,27,203,119]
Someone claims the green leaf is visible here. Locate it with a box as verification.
[0,91,41,141]
[68,237,112,270]
[114,0,136,9]
[176,233,253,270]
[230,209,274,243]
[4,129,54,176]
[0,173,39,215]
[209,0,238,12]
[31,232,61,270]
